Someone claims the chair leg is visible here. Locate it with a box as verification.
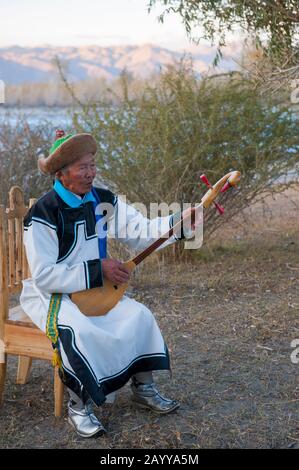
[54,367,64,418]
[0,358,7,406]
[16,356,32,384]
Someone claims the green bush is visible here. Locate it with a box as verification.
[1,61,298,257]
[0,116,54,206]
[72,61,299,242]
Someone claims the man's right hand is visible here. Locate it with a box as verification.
[101,259,130,285]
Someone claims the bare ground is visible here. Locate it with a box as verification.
[0,189,298,449]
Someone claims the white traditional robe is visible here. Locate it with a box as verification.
[20,181,185,405]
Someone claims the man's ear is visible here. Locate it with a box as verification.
[55,166,69,182]
[55,169,65,180]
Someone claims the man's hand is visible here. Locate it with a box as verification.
[101,259,130,285]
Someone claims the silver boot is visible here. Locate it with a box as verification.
[68,398,106,438]
[131,378,180,415]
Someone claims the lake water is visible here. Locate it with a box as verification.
[0,106,73,128]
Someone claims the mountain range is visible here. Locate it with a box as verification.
[0,44,239,84]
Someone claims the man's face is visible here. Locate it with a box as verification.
[57,153,97,195]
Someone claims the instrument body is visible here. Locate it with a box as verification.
[71,171,241,317]
[71,260,136,317]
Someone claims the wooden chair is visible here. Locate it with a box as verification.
[0,186,64,417]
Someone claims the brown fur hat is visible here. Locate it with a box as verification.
[38,132,97,175]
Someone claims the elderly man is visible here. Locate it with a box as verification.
[20,132,195,438]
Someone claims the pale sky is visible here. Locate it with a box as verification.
[0,0,197,51]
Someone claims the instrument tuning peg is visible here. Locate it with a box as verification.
[221,181,231,193]
[214,202,225,215]
[200,174,212,189]
[200,174,224,215]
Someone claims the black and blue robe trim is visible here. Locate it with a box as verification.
[58,324,170,406]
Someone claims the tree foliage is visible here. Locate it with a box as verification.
[149,1,299,63]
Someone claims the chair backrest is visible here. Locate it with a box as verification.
[0,187,64,418]
[0,186,36,322]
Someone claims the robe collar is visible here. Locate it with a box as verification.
[53,179,96,208]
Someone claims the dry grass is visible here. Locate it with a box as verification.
[0,188,298,449]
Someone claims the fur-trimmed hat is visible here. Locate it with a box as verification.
[38,130,97,175]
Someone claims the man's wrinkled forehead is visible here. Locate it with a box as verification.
[69,153,96,169]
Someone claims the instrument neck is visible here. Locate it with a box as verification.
[132,203,202,266]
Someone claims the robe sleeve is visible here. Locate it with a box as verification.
[23,220,103,294]
[107,196,193,252]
